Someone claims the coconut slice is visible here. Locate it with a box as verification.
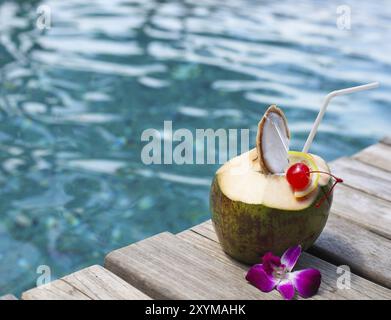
[256,105,290,174]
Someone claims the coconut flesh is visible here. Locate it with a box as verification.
[216,148,330,211]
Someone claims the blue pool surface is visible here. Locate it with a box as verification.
[0,0,390,296]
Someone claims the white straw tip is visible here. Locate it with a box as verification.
[302,81,380,153]
[365,81,380,89]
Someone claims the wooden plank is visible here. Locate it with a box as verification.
[62,265,150,300]
[178,229,391,300]
[22,265,150,300]
[310,214,391,289]
[22,279,89,300]
[330,157,391,201]
[353,143,391,172]
[192,219,391,290]
[332,183,391,239]
[333,157,391,183]
[176,230,248,270]
[381,137,391,146]
[105,232,280,300]
[0,294,17,300]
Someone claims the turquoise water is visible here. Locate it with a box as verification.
[0,0,390,296]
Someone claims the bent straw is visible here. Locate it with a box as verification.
[302,82,379,153]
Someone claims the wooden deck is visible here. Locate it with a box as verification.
[6,138,391,300]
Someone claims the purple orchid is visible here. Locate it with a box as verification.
[245,245,321,300]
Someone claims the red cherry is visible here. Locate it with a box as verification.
[286,163,310,190]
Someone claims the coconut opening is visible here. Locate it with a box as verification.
[216,149,330,211]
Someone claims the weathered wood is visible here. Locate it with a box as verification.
[105,232,280,300]
[353,142,391,172]
[22,265,150,300]
[192,219,391,290]
[333,157,391,183]
[381,136,391,146]
[22,279,89,300]
[0,294,17,300]
[332,183,391,239]
[62,265,150,300]
[310,214,391,289]
[178,228,391,300]
[330,157,391,201]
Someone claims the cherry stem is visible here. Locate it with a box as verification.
[309,170,343,183]
[308,170,343,208]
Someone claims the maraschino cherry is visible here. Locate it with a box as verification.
[286,162,343,207]
[286,163,311,190]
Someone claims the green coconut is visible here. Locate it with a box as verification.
[210,106,332,265]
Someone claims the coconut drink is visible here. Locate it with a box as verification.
[210,105,336,264]
[211,81,379,264]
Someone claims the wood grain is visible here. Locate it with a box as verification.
[381,137,391,146]
[22,279,89,300]
[105,232,280,300]
[353,142,391,172]
[178,229,391,300]
[330,157,391,201]
[332,183,391,239]
[191,219,391,290]
[22,265,150,300]
[310,214,391,289]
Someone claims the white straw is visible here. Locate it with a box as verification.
[302,82,379,153]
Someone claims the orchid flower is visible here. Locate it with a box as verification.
[245,245,321,300]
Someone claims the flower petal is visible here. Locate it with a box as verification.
[281,245,302,271]
[246,264,278,292]
[277,279,295,300]
[290,268,321,298]
[262,252,282,275]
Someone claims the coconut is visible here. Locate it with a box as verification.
[210,149,332,264]
[256,105,290,174]
[210,106,333,264]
